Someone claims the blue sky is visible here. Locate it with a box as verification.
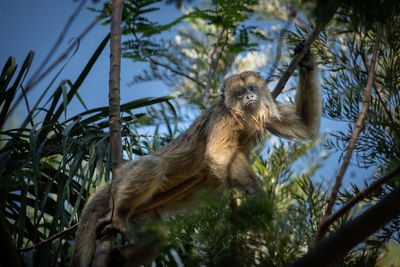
[0,0,177,118]
[0,0,374,189]
[1,0,108,112]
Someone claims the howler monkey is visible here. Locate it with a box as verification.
[71,42,321,266]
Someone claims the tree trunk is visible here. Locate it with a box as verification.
[92,0,124,266]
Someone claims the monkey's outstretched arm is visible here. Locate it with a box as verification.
[266,49,321,140]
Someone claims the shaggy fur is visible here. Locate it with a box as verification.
[71,46,321,266]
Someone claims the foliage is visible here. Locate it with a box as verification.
[122,0,269,107]
[0,33,177,265]
[2,0,400,266]
[305,0,400,263]
[157,139,326,266]
[120,0,400,265]
[319,13,400,170]
[305,0,400,29]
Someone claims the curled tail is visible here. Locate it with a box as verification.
[71,185,111,267]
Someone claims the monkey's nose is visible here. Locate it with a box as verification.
[246,94,256,100]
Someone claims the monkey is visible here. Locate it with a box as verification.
[71,41,321,266]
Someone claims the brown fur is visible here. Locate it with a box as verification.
[71,50,321,266]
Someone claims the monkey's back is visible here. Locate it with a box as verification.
[153,100,236,194]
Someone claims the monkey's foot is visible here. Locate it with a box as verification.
[95,216,128,238]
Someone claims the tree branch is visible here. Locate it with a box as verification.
[108,0,124,174]
[17,223,78,252]
[310,165,400,251]
[360,48,396,129]
[311,24,384,247]
[288,180,400,267]
[271,24,324,99]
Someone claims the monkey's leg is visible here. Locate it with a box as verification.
[114,155,166,232]
[109,211,168,267]
[225,152,264,196]
[135,174,206,214]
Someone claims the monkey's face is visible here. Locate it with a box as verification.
[233,84,261,113]
[222,72,266,116]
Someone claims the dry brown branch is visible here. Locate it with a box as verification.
[17,223,78,252]
[360,49,396,127]
[131,29,206,89]
[311,24,384,247]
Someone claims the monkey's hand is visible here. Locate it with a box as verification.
[95,214,128,239]
[294,40,314,71]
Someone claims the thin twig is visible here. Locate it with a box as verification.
[131,28,206,89]
[138,134,172,140]
[17,224,79,252]
[203,29,226,105]
[281,86,297,94]
[311,24,384,247]
[209,93,220,98]
[265,4,296,83]
[360,49,396,127]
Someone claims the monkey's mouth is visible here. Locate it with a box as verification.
[244,101,260,113]
[245,100,257,105]
[244,100,259,108]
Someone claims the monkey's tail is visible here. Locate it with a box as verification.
[70,185,111,267]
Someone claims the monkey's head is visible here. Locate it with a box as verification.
[221,71,273,117]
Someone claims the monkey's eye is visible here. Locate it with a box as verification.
[248,85,259,92]
[234,89,246,97]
